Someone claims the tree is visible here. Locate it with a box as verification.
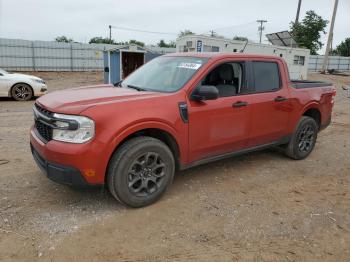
[55,36,73,43]
[178,30,194,38]
[233,36,248,42]
[89,37,115,44]
[332,38,350,57]
[168,41,176,48]
[128,39,145,47]
[157,39,176,48]
[290,10,328,55]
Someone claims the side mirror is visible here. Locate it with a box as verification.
[191,85,219,101]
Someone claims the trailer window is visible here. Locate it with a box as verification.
[252,62,281,92]
[212,46,220,52]
[203,45,220,52]
[293,55,305,65]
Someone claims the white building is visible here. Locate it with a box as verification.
[176,35,310,79]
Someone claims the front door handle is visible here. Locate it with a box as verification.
[233,101,248,108]
[274,96,288,102]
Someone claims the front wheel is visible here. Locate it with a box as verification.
[11,83,33,101]
[107,136,175,208]
[284,116,318,160]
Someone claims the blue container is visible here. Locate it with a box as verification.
[103,45,163,84]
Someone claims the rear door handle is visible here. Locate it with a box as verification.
[233,101,248,108]
[274,96,288,102]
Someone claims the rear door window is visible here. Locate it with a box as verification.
[252,62,281,92]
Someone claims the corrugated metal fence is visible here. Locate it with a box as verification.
[0,38,119,71]
[308,55,350,72]
[0,38,175,71]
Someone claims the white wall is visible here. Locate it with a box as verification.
[177,35,310,79]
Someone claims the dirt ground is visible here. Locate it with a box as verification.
[0,71,349,262]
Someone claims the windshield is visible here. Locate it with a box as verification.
[121,56,208,92]
[0,69,9,75]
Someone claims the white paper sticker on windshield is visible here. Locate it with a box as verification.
[177,62,202,70]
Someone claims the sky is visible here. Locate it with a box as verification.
[0,0,348,53]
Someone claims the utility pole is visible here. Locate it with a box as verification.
[109,25,112,44]
[321,0,339,73]
[210,30,216,37]
[257,20,267,43]
[294,0,302,24]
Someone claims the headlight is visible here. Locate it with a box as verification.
[32,78,45,84]
[52,113,95,143]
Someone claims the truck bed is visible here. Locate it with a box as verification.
[291,80,332,89]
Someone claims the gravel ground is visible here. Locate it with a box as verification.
[0,71,349,261]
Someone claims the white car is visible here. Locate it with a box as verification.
[0,69,47,101]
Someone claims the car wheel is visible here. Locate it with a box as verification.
[11,83,33,101]
[285,116,318,160]
[107,136,175,208]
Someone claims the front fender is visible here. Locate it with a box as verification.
[103,119,187,170]
[112,120,179,146]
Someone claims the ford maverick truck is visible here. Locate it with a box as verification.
[30,53,336,207]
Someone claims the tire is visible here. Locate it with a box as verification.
[284,116,318,160]
[107,136,175,208]
[11,83,33,101]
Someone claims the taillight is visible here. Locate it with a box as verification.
[331,89,336,104]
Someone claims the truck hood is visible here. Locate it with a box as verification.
[36,84,160,114]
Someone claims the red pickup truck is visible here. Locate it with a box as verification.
[30,53,336,207]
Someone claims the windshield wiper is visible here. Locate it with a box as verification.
[127,85,146,91]
[113,80,123,87]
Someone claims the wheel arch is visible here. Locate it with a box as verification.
[302,106,321,129]
[9,82,34,98]
[105,123,182,183]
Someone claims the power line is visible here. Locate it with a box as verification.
[212,21,256,32]
[110,22,257,39]
[110,25,178,35]
[199,21,256,36]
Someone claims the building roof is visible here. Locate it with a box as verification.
[104,44,176,54]
[163,52,285,60]
[177,34,309,52]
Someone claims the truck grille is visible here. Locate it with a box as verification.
[35,121,53,142]
[34,103,53,117]
[34,103,53,142]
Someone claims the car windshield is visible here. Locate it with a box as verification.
[121,56,208,92]
[0,69,9,75]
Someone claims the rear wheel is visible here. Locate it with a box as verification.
[11,83,33,101]
[107,136,175,208]
[284,116,318,160]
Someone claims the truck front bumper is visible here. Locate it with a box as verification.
[30,144,92,188]
[30,128,107,187]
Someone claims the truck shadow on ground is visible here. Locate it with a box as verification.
[44,147,287,209]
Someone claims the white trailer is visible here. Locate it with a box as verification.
[176,35,310,80]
